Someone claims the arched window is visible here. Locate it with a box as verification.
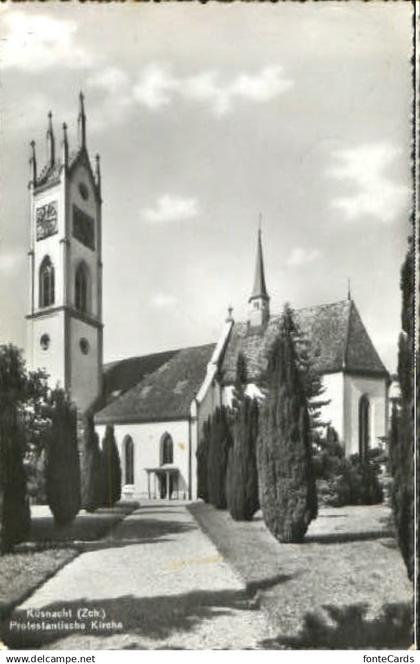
[75,262,89,314]
[160,433,174,465]
[39,256,55,308]
[124,436,134,485]
[359,395,370,461]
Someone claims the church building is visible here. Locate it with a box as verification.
[26,96,390,502]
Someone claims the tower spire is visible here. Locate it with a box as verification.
[95,153,101,197]
[46,111,55,167]
[248,221,270,327]
[78,91,87,149]
[347,277,352,301]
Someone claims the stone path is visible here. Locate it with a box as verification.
[8,503,270,649]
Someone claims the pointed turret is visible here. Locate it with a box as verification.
[248,226,270,327]
[95,153,101,197]
[29,140,37,186]
[78,91,87,149]
[46,111,55,167]
[61,122,69,168]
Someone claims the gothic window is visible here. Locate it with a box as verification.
[39,256,55,308]
[75,263,89,314]
[160,433,174,465]
[358,394,370,461]
[124,436,134,485]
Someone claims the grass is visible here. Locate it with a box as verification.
[0,501,138,624]
[189,502,414,649]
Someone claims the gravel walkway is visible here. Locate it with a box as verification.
[6,503,270,649]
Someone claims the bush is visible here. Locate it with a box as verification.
[45,389,81,526]
[101,425,121,507]
[257,304,317,543]
[81,413,103,512]
[207,407,232,509]
[24,448,47,504]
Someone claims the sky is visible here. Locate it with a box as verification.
[0,1,413,372]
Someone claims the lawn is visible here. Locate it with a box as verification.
[188,502,414,649]
[0,501,138,625]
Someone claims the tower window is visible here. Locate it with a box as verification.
[39,256,55,308]
[75,263,90,314]
[40,333,50,350]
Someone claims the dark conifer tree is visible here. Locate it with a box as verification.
[390,236,414,580]
[0,345,31,553]
[101,425,122,507]
[257,304,317,543]
[45,389,80,525]
[226,353,259,520]
[207,406,231,509]
[81,412,103,512]
[197,417,211,502]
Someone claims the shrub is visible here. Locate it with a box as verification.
[81,413,103,512]
[45,389,81,526]
[101,425,122,507]
[257,304,317,543]
[207,406,232,509]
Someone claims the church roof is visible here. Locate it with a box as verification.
[95,343,215,425]
[220,299,388,385]
[35,150,81,189]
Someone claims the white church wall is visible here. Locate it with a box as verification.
[318,372,344,440]
[343,374,388,456]
[69,316,101,412]
[96,420,190,501]
[28,312,65,387]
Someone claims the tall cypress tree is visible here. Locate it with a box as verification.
[0,345,31,553]
[226,353,259,521]
[197,417,211,502]
[45,389,81,526]
[101,425,122,507]
[81,412,103,512]
[390,236,414,580]
[207,406,231,509]
[257,304,317,543]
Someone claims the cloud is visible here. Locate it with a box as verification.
[88,67,129,94]
[132,64,293,115]
[142,194,200,224]
[0,10,94,71]
[133,64,178,110]
[151,293,177,308]
[328,142,409,224]
[287,247,320,267]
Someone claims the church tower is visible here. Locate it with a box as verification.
[26,93,103,414]
[248,228,270,328]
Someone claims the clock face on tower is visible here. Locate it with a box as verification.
[36,201,58,241]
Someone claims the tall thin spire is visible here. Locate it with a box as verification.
[78,91,87,149]
[29,140,37,185]
[249,225,269,303]
[95,153,101,197]
[347,277,352,301]
[46,111,55,167]
[248,223,270,327]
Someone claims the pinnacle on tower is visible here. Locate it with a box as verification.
[46,111,55,167]
[78,91,87,149]
[95,153,101,195]
[61,122,69,167]
[29,140,37,185]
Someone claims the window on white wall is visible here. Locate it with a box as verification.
[358,394,370,461]
[39,256,55,307]
[160,433,174,465]
[75,262,90,314]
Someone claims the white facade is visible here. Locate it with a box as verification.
[26,115,103,414]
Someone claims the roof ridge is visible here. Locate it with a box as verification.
[103,342,216,369]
